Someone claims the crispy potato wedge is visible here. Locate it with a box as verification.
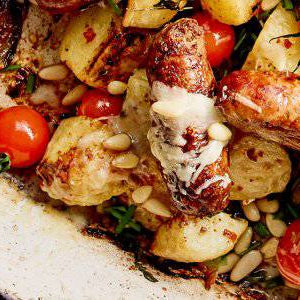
[60,6,151,88]
[230,135,291,201]
[201,0,258,25]
[151,212,247,262]
[243,4,300,74]
[123,0,186,29]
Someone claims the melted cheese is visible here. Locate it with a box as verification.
[148,82,230,193]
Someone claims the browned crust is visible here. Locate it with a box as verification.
[147,19,231,216]
[216,70,300,150]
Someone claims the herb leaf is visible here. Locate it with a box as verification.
[107,0,122,16]
[0,64,22,73]
[134,261,159,282]
[281,0,294,10]
[254,223,271,238]
[26,74,35,94]
[0,153,10,173]
[240,241,262,256]
[269,32,300,43]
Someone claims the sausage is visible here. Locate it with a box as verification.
[216,70,300,151]
[0,0,26,69]
[36,0,97,14]
[146,19,231,216]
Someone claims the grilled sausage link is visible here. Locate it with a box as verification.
[216,70,300,151]
[147,19,231,216]
[36,0,97,13]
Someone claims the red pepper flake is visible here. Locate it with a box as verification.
[83,27,96,43]
[223,229,237,242]
[284,39,293,49]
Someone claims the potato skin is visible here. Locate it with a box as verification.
[151,212,248,262]
[147,19,231,216]
[217,70,300,150]
[230,135,291,201]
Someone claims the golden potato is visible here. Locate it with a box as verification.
[123,0,186,28]
[201,0,258,25]
[230,135,291,201]
[37,116,130,206]
[151,213,248,262]
[243,4,300,75]
[60,6,151,88]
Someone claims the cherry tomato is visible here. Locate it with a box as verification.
[0,106,50,168]
[276,219,300,286]
[78,89,123,119]
[192,11,235,68]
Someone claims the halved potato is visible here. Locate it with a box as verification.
[201,0,258,25]
[230,135,291,201]
[243,4,300,74]
[151,213,248,262]
[60,6,151,88]
[123,0,186,28]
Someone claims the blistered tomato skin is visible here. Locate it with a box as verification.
[276,219,300,286]
[0,106,50,168]
[78,89,123,119]
[192,11,235,68]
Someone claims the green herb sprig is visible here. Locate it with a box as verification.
[0,64,22,73]
[0,153,10,173]
[26,74,36,94]
[107,0,122,16]
[254,223,271,238]
[240,241,262,256]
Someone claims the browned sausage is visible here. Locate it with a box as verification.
[36,0,97,14]
[216,70,300,151]
[147,19,231,216]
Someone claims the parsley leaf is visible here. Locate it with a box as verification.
[0,64,22,72]
[239,241,262,256]
[134,261,159,282]
[107,0,122,16]
[26,74,35,94]
[0,153,10,173]
[254,223,271,238]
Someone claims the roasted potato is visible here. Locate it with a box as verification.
[201,0,258,25]
[37,116,130,206]
[123,0,186,29]
[230,135,291,201]
[243,4,300,75]
[60,6,152,88]
[151,213,248,262]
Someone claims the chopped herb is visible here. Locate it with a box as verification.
[153,0,185,10]
[26,74,35,94]
[245,270,265,284]
[106,205,141,234]
[281,0,294,10]
[107,0,122,16]
[273,210,285,220]
[0,64,22,72]
[286,203,299,219]
[0,153,10,173]
[264,277,283,289]
[254,223,271,238]
[269,32,300,43]
[240,241,262,256]
[134,261,159,282]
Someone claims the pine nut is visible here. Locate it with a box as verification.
[230,250,263,282]
[242,202,260,222]
[234,227,253,255]
[207,123,232,142]
[266,214,287,237]
[152,101,184,118]
[132,186,153,204]
[103,133,131,151]
[218,253,240,274]
[261,237,279,259]
[261,0,280,11]
[38,64,69,81]
[112,153,139,169]
[107,81,127,95]
[62,85,87,106]
[256,198,279,214]
[142,198,172,218]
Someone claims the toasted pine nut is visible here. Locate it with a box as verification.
[242,202,260,222]
[207,123,232,142]
[218,253,240,274]
[230,250,263,282]
[142,198,172,218]
[62,85,87,106]
[261,237,279,259]
[152,101,184,118]
[256,198,279,214]
[261,0,280,11]
[107,81,127,95]
[38,64,69,81]
[103,133,131,151]
[112,153,139,169]
[266,213,287,237]
[132,186,153,204]
[234,227,253,255]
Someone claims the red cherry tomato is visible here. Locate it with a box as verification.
[276,219,300,286]
[192,11,235,68]
[0,106,50,168]
[78,89,123,119]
